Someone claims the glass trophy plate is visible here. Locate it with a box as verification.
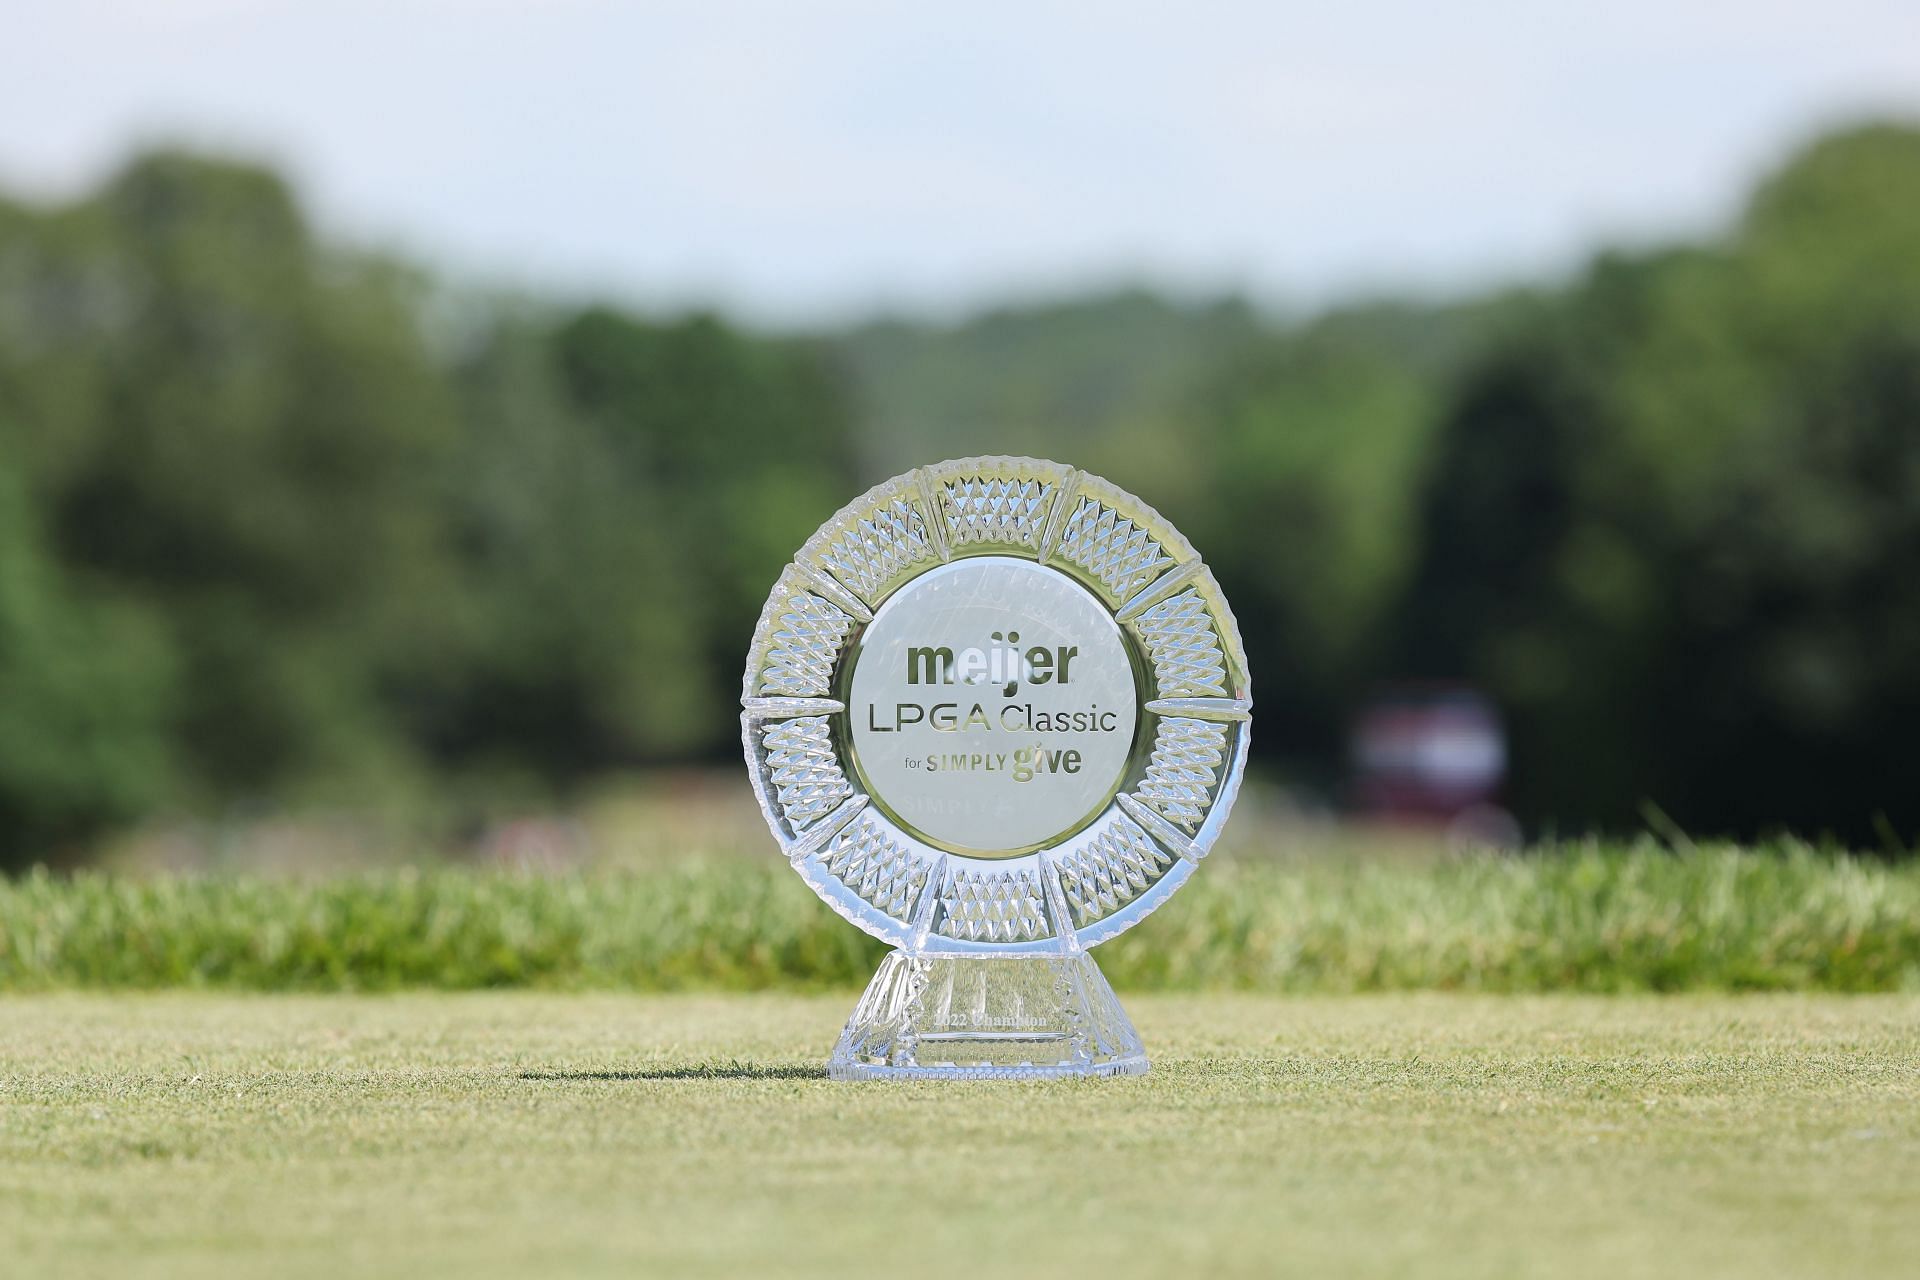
[741,456,1252,1079]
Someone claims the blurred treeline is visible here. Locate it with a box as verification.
[2,123,1918,864]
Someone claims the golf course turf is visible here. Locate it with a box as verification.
[3,993,1915,1278]
[7,843,1919,993]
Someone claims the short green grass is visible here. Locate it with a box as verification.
[5,842,1919,991]
[2,993,1916,1279]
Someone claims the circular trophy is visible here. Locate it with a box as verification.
[742,456,1251,1078]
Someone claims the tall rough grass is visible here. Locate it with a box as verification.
[1,843,1915,992]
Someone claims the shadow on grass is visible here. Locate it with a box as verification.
[520,1063,826,1082]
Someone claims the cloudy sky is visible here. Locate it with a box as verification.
[6,1,1920,322]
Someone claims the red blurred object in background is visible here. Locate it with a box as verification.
[1351,685,1516,844]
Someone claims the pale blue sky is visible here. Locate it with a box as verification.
[6,1,1920,323]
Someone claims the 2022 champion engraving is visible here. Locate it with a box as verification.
[742,456,1251,1078]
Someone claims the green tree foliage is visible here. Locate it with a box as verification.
[548,307,855,663]
[0,464,174,857]
[838,290,1264,512]
[1188,299,1529,777]
[408,307,857,784]
[1394,125,1920,838]
[2,124,1919,859]
[1,154,459,817]
[0,151,859,863]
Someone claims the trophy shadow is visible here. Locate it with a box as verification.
[518,1063,827,1082]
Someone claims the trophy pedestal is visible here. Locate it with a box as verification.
[745,458,1253,1085]
[828,949,1149,1080]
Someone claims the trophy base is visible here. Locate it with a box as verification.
[827,949,1149,1080]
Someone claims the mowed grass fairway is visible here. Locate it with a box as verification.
[3,993,1917,1279]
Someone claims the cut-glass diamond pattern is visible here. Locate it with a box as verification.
[822,813,932,919]
[1055,497,1174,602]
[761,716,852,831]
[936,865,1053,943]
[1135,717,1228,831]
[742,458,1252,957]
[1052,813,1177,926]
[1129,588,1229,696]
[757,589,854,696]
[812,497,935,604]
[942,476,1053,549]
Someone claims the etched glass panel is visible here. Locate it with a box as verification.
[740,456,1252,1078]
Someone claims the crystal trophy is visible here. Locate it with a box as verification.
[742,457,1251,1079]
